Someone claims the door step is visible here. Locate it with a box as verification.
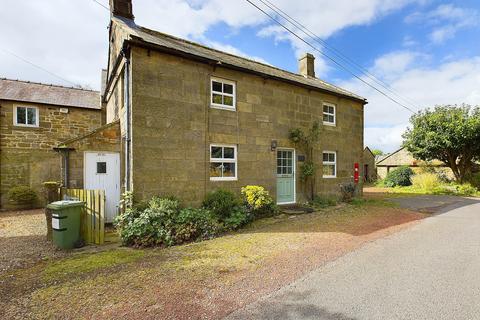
[279,205,314,215]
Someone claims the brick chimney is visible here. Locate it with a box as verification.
[298,53,315,78]
[109,0,134,20]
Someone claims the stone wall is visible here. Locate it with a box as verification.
[0,100,102,208]
[126,47,364,205]
[363,148,377,182]
[61,121,122,189]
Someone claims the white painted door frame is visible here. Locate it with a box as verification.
[84,151,121,223]
[276,148,296,205]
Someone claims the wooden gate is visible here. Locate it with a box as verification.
[62,188,105,244]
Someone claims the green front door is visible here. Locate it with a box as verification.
[276,149,295,204]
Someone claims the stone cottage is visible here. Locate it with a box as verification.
[0,78,101,209]
[60,0,367,220]
[376,147,452,179]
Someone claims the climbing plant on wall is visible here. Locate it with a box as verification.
[288,121,321,201]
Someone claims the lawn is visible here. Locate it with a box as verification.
[1,199,427,320]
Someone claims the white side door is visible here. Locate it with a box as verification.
[84,152,121,223]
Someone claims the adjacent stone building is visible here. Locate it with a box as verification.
[0,78,101,208]
[376,147,452,179]
[363,147,377,182]
[89,0,367,213]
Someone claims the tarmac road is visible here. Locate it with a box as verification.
[226,196,480,320]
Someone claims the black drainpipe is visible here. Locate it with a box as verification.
[121,46,131,193]
[53,147,74,189]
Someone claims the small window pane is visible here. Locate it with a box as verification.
[212,94,223,104]
[212,81,222,92]
[27,108,36,125]
[323,153,329,161]
[224,147,235,159]
[17,107,26,124]
[223,83,233,94]
[323,105,329,112]
[211,146,223,159]
[323,164,335,176]
[210,163,223,177]
[329,153,335,162]
[223,163,236,177]
[223,96,233,106]
[97,162,107,174]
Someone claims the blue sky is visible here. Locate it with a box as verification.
[1,0,479,152]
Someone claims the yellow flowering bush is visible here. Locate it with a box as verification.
[241,185,275,213]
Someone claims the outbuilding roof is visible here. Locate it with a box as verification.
[0,78,101,110]
[114,17,367,103]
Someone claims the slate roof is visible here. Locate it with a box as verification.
[114,17,367,103]
[0,78,101,110]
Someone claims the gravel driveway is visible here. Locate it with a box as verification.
[227,196,480,320]
[0,209,67,273]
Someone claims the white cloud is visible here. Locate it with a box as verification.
[405,4,479,44]
[365,124,408,153]
[0,0,109,88]
[0,0,419,88]
[340,52,480,152]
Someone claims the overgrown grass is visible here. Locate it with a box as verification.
[42,248,145,281]
[348,197,398,207]
[6,199,426,320]
[375,184,480,197]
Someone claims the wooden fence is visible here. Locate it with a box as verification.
[61,188,105,245]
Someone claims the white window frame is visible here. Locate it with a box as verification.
[322,151,337,178]
[209,144,238,181]
[210,77,236,111]
[323,102,336,126]
[13,105,39,127]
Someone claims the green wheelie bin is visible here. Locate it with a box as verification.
[47,200,84,249]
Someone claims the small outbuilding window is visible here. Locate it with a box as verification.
[211,77,236,110]
[322,151,336,178]
[14,106,39,127]
[323,103,336,126]
[210,144,237,181]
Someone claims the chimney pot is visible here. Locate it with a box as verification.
[109,0,134,20]
[298,53,315,78]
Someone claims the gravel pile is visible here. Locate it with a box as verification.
[0,209,67,273]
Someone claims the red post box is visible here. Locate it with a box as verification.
[354,163,359,183]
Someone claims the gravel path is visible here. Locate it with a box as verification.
[0,209,67,273]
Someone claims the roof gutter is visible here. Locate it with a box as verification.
[125,37,368,105]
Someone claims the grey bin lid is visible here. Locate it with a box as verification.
[47,200,85,210]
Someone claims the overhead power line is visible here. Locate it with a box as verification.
[259,0,421,111]
[244,0,416,114]
[0,48,78,87]
[92,0,109,11]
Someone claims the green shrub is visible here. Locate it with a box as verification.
[411,173,441,192]
[223,206,253,230]
[174,208,222,244]
[241,185,278,217]
[8,186,37,205]
[115,196,223,247]
[384,166,414,187]
[455,183,477,196]
[339,182,356,202]
[310,195,337,209]
[468,173,480,189]
[202,189,240,220]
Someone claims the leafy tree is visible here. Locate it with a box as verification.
[372,149,384,156]
[289,121,320,200]
[402,105,480,182]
